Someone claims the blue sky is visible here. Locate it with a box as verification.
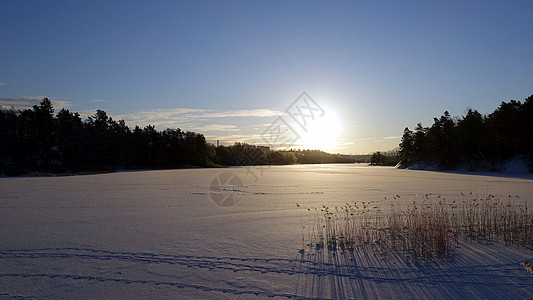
[1,1,532,153]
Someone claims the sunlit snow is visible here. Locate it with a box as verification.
[1,165,533,299]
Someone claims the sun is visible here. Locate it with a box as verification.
[300,111,341,152]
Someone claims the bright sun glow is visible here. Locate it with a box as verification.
[300,111,341,152]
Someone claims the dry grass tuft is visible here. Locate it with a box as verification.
[299,193,532,261]
[522,261,533,274]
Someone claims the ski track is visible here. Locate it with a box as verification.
[0,291,37,300]
[3,166,533,299]
[0,246,530,299]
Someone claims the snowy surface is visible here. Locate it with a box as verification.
[503,158,531,173]
[2,165,533,299]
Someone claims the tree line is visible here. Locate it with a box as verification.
[213,143,353,166]
[369,149,400,166]
[0,98,352,175]
[398,95,533,171]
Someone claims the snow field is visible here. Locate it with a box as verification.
[1,165,533,299]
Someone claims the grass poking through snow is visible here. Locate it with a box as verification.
[298,193,533,261]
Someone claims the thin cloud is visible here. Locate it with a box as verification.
[77,110,98,119]
[0,97,70,110]
[79,108,283,145]
[205,133,264,145]
[115,108,282,129]
[89,99,106,103]
[201,109,282,118]
[51,100,70,109]
[0,82,7,87]
[334,140,356,146]
[115,108,205,122]
[193,124,239,132]
[352,136,401,143]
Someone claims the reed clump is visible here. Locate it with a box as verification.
[299,193,532,260]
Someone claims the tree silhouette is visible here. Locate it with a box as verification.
[399,95,533,172]
[0,98,360,175]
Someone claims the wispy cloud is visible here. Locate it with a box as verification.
[204,133,264,145]
[115,108,282,128]
[110,108,283,146]
[352,136,401,143]
[192,124,239,132]
[0,82,7,87]
[332,140,356,146]
[114,108,204,128]
[53,100,71,109]
[201,109,282,118]
[77,110,99,119]
[0,97,70,110]
[89,99,106,103]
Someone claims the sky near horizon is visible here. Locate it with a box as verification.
[1,1,532,154]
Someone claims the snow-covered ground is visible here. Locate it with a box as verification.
[2,164,533,299]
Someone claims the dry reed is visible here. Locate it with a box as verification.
[298,193,532,261]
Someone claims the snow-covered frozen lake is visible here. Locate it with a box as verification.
[2,164,533,299]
